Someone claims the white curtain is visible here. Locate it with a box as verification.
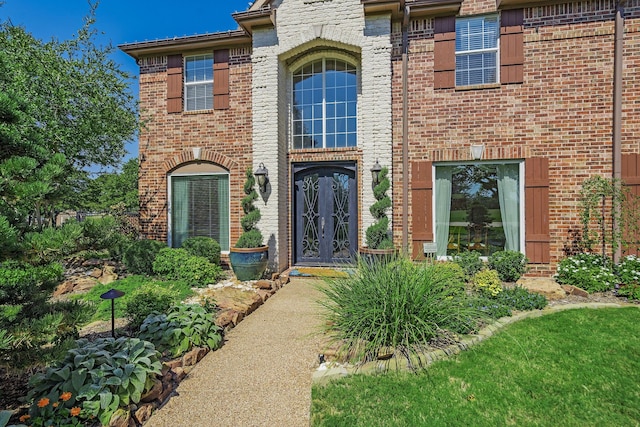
[496,164,519,251]
[435,166,453,256]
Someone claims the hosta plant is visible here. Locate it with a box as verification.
[138,303,223,358]
[555,253,616,293]
[28,337,162,426]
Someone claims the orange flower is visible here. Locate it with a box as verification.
[19,414,30,422]
[70,407,81,417]
[52,402,59,408]
[37,397,50,408]
[60,391,72,401]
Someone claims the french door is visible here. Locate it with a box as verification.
[293,163,357,265]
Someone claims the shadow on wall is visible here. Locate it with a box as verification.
[268,233,277,276]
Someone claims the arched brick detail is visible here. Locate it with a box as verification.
[163,149,238,174]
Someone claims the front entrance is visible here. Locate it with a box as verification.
[293,163,357,265]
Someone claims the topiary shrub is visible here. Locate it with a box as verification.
[182,236,221,265]
[27,337,162,426]
[235,168,264,248]
[124,284,178,331]
[365,166,393,249]
[555,253,615,293]
[488,250,528,282]
[471,269,503,297]
[122,239,165,275]
[453,250,484,280]
[138,303,223,358]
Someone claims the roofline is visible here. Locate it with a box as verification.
[118,30,251,59]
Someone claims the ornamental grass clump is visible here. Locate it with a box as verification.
[555,253,616,293]
[319,256,479,368]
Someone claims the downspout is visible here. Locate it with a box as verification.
[613,0,624,263]
[402,4,410,252]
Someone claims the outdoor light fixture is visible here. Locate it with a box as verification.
[254,162,269,193]
[371,159,382,185]
[100,288,125,338]
[470,144,485,160]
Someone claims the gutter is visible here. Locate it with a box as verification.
[613,0,624,263]
[402,5,409,252]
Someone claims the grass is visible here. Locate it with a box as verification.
[71,275,194,322]
[312,307,640,426]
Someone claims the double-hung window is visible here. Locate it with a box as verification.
[455,15,499,86]
[292,58,357,149]
[184,54,213,111]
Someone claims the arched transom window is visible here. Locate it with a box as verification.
[292,58,357,149]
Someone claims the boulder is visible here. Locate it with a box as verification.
[516,277,566,300]
[134,404,154,425]
[98,265,118,285]
[182,347,208,367]
[53,281,75,297]
[256,279,273,290]
[140,378,163,403]
[561,285,590,298]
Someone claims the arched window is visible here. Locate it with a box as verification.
[292,58,357,149]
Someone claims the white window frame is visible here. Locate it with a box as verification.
[432,160,525,261]
[184,54,213,112]
[455,15,500,87]
[167,171,231,253]
[290,55,358,149]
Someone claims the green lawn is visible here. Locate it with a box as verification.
[312,307,640,426]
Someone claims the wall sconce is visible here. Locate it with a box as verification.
[470,144,485,160]
[254,162,269,193]
[371,159,382,185]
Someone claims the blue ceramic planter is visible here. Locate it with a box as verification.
[229,246,269,281]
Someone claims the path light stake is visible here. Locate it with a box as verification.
[100,288,125,338]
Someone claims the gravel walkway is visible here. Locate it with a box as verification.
[146,278,324,427]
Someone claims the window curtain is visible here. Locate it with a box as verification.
[496,164,519,251]
[217,176,230,251]
[435,166,453,256]
[171,177,190,247]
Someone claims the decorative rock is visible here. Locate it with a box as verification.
[134,404,154,425]
[108,408,132,427]
[215,309,235,328]
[140,378,163,403]
[256,289,273,303]
[561,285,590,298]
[69,277,99,293]
[182,348,201,367]
[89,268,103,278]
[232,310,244,325]
[164,359,182,370]
[256,279,273,290]
[53,281,75,297]
[98,265,118,285]
[173,366,186,382]
[158,382,174,404]
[516,277,566,300]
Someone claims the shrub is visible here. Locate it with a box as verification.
[0,261,64,307]
[235,168,263,248]
[81,215,123,252]
[181,236,221,265]
[28,337,162,426]
[427,262,466,293]
[107,233,134,263]
[453,250,484,280]
[616,255,640,286]
[468,296,512,319]
[0,215,19,261]
[617,284,640,300]
[496,286,547,311]
[124,284,177,330]
[471,269,503,297]
[319,256,479,366]
[365,166,393,249]
[488,250,528,282]
[139,304,223,358]
[22,221,84,265]
[122,239,165,275]
[152,248,222,287]
[152,248,191,279]
[555,253,616,293]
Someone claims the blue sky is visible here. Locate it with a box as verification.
[0,0,251,164]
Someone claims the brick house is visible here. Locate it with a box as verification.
[120,0,640,276]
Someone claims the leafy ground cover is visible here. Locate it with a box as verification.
[312,307,640,426]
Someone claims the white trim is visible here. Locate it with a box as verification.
[167,171,231,252]
[184,53,214,112]
[455,14,500,87]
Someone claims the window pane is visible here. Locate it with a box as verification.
[171,175,230,251]
[292,57,358,148]
[455,15,498,87]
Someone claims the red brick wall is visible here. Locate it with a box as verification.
[137,46,253,247]
[393,0,640,275]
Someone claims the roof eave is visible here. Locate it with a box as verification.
[118,30,251,60]
[406,0,463,17]
[232,7,276,34]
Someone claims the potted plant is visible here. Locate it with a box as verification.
[360,166,395,261]
[229,168,269,281]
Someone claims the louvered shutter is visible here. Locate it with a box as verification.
[433,16,456,89]
[167,54,183,113]
[525,157,550,263]
[622,154,640,256]
[213,49,230,110]
[411,161,434,259]
[500,9,524,84]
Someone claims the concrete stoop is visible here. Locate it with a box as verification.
[312,302,638,384]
